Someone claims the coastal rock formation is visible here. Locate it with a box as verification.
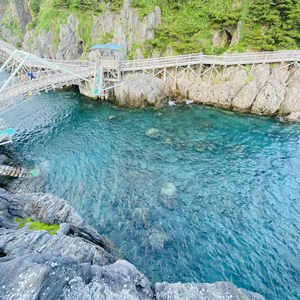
[0,188,265,299]
[115,74,168,108]
[279,67,300,115]
[173,63,300,121]
[155,282,265,300]
[0,255,154,300]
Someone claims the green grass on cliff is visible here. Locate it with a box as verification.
[23,0,300,57]
[16,217,59,234]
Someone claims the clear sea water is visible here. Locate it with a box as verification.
[2,89,299,300]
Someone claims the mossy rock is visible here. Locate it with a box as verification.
[15,217,59,235]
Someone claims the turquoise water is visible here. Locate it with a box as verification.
[2,89,300,300]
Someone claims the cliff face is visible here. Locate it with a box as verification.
[112,64,300,121]
[0,0,162,60]
[0,0,31,47]
[1,0,300,58]
[0,188,266,299]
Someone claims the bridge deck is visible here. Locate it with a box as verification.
[0,39,300,107]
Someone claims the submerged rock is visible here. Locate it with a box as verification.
[143,225,170,252]
[132,207,150,225]
[160,182,177,198]
[0,188,266,299]
[160,182,178,209]
[146,128,160,138]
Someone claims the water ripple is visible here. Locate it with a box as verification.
[4,90,300,300]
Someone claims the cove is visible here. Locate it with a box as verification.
[3,89,300,300]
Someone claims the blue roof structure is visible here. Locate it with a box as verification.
[90,44,122,51]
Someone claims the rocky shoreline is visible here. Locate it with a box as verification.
[0,187,266,299]
[110,63,300,122]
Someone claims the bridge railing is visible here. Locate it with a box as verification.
[120,50,300,71]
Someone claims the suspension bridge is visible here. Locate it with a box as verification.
[1,39,300,109]
[0,39,300,176]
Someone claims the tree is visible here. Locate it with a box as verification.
[71,0,98,10]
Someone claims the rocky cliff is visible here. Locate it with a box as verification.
[113,63,300,122]
[0,187,265,299]
[0,0,161,60]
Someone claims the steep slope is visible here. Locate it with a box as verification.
[0,0,299,60]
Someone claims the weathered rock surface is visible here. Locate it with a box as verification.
[0,188,116,255]
[56,14,83,60]
[0,188,265,299]
[0,255,154,300]
[24,29,57,59]
[115,74,168,108]
[279,67,300,115]
[232,80,257,112]
[284,111,300,122]
[174,66,248,109]
[11,0,32,33]
[171,63,300,121]
[155,282,265,300]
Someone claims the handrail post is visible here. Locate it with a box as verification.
[0,53,30,94]
[0,49,18,73]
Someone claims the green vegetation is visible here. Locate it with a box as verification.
[131,0,300,55]
[15,217,59,234]
[0,7,24,44]
[5,0,299,57]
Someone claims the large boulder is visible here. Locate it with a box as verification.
[175,66,248,109]
[0,254,154,300]
[155,282,265,300]
[279,67,300,115]
[0,227,117,266]
[115,74,168,108]
[253,64,270,90]
[0,188,266,299]
[0,188,116,255]
[251,65,288,115]
[251,82,284,115]
[232,80,257,112]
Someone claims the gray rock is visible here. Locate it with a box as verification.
[146,128,160,138]
[160,182,177,198]
[155,282,265,300]
[232,80,257,112]
[0,188,265,299]
[284,112,300,122]
[143,225,170,251]
[253,64,270,90]
[56,14,83,60]
[0,228,117,266]
[10,0,32,33]
[0,188,26,229]
[0,254,154,300]
[251,82,284,115]
[0,188,116,255]
[24,29,57,58]
[212,31,228,48]
[115,74,168,108]
[279,67,300,115]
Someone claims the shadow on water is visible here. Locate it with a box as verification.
[2,90,300,300]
